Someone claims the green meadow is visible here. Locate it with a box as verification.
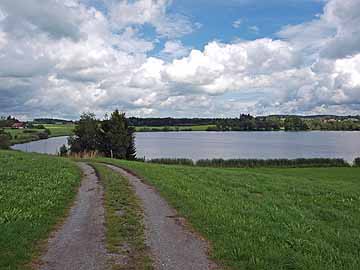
[4,124,75,145]
[0,150,80,270]
[43,124,76,137]
[98,158,360,270]
[2,149,360,270]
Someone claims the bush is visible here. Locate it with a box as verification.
[354,158,360,167]
[23,130,38,134]
[37,132,49,140]
[59,144,68,157]
[35,124,45,129]
[148,158,194,166]
[0,131,11,149]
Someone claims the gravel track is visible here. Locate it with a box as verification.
[106,164,218,270]
[38,163,107,270]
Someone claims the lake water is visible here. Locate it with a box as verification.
[12,131,360,162]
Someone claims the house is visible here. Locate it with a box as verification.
[11,122,26,129]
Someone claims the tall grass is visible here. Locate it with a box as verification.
[146,158,350,168]
[148,158,194,166]
[0,150,81,269]
[196,158,350,168]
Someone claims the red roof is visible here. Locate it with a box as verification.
[12,122,25,128]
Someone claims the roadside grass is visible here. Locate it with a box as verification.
[97,158,360,270]
[0,150,81,270]
[134,125,215,132]
[91,163,153,270]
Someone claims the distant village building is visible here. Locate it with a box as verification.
[11,122,26,129]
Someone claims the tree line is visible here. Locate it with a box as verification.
[210,114,360,131]
[65,110,136,159]
[128,117,219,127]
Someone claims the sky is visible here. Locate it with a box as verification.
[0,0,360,120]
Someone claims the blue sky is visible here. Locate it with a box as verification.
[169,0,325,48]
[85,0,326,54]
[0,0,360,119]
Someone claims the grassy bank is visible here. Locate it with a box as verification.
[91,163,153,270]
[98,158,360,270]
[0,150,81,270]
[4,124,75,145]
[43,124,75,137]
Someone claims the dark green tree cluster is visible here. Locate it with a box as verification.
[68,110,136,159]
[214,114,281,131]
[128,117,217,127]
[306,119,360,130]
[284,117,309,131]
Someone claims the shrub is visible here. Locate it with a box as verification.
[23,130,38,134]
[59,144,68,157]
[148,158,194,166]
[37,132,49,140]
[354,158,360,167]
[0,131,11,149]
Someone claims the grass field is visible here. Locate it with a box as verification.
[98,158,360,270]
[0,150,81,270]
[91,163,153,270]
[3,124,75,145]
[44,124,75,137]
[134,125,215,132]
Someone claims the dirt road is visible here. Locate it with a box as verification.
[107,164,218,270]
[38,163,107,270]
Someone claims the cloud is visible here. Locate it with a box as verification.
[160,40,191,60]
[0,0,360,119]
[108,0,199,38]
[249,25,260,34]
[278,0,360,59]
[232,18,243,28]
[0,0,83,41]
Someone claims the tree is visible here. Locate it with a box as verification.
[126,127,136,160]
[284,117,309,131]
[68,112,99,153]
[68,110,136,159]
[97,110,136,159]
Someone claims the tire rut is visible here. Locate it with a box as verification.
[37,162,107,270]
[106,164,218,270]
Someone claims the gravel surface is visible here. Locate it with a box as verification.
[107,164,218,270]
[38,163,107,270]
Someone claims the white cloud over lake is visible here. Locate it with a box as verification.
[0,0,359,119]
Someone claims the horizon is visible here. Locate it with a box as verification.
[0,0,360,119]
[5,113,360,122]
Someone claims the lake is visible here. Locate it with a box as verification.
[12,131,360,162]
